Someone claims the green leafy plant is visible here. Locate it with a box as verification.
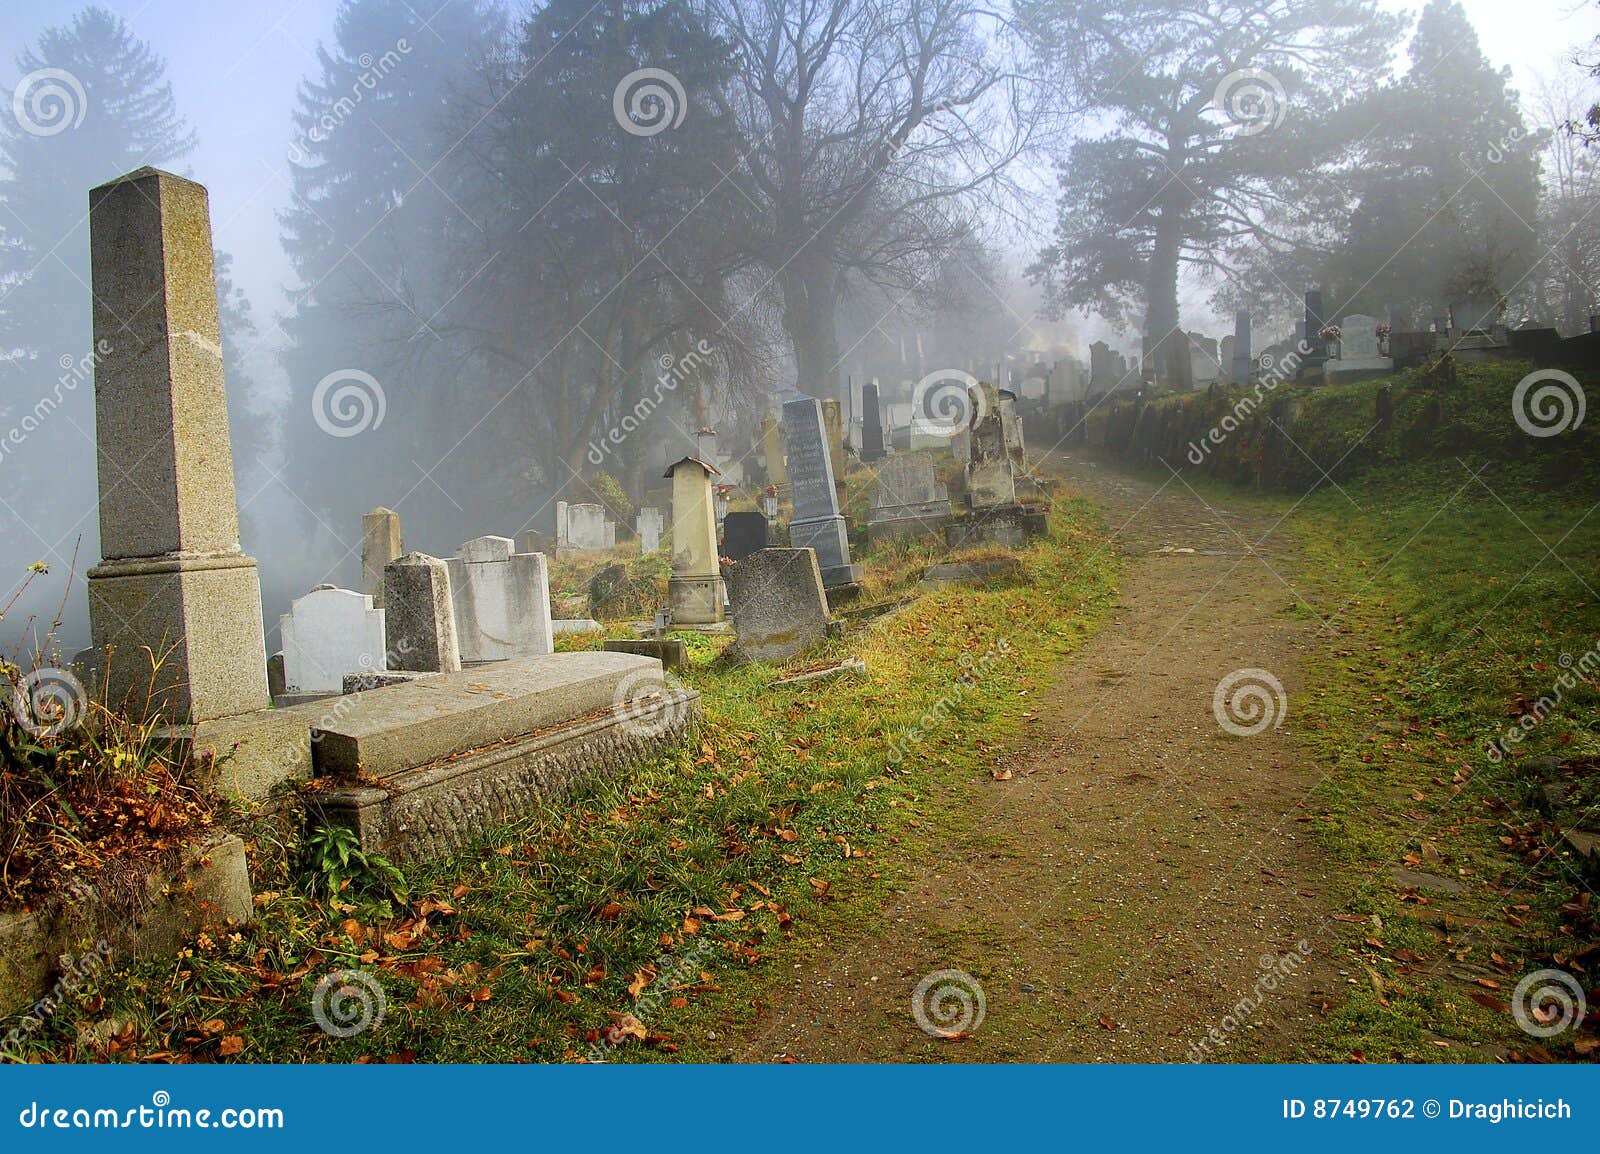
[301,824,406,901]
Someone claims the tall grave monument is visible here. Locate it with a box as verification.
[666,456,724,623]
[782,398,861,589]
[85,168,270,722]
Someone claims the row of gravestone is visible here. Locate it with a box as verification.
[278,534,554,697]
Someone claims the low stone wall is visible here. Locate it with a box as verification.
[306,689,701,862]
[0,832,252,1021]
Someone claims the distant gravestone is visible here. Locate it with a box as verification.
[998,388,1026,475]
[279,585,386,695]
[1232,310,1252,384]
[861,381,886,462]
[726,548,832,664]
[820,399,846,480]
[555,501,570,548]
[637,506,663,553]
[1327,314,1393,378]
[666,456,724,623]
[1305,290,1328,366]
[966,382,1015,508]
[723,511,769,560]
[782,397,862,587]
[446,535,553,662]
[362,508,401,607]
[869,454,951,542]
[566,503,609,550]
[762,416,787,487]
[384,553,462,672]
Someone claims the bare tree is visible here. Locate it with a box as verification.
[1522,66,1600,333]
[711,0,1039,398]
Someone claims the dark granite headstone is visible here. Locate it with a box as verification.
[722,511,769,561]
[1232,310,1252,384]
[781,397,861,587]
[861,381,886,462]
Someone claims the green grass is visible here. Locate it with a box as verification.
[7,494,1119,1064]
[1111,357,1600,1063]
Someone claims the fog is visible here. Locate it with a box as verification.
[3,0,1599,660]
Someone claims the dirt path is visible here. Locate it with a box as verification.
[732,451,1346,1062]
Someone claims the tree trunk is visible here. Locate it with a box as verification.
[781,250,842,399]
[1145,214,1191,391]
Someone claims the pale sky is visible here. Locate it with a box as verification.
[5,0,1600,373]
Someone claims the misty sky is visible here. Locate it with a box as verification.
[7,0,1600,396]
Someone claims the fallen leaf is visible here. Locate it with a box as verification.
[218,1035,245,1056]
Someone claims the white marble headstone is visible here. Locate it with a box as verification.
[447,535,554,662]
[278,585,386,694]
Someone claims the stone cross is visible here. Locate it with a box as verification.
[362,507,401,607]
[665,456,724,623]
[279,586,386,695]
[781,397,861,587]
[383,553,461,672]
[447,534,553,662]
[84,168,270,723]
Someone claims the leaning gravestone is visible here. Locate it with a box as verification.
[869,453,951,542]
[666,456,724,623]
[998,388,1026,474]
[965,383,1016,508]
[782,397,862,588]
[362,508,401,607]
[84,168,270,723]
[384,553,462,672]
[279,585,387,696]
[726,548,831,664]
[447,535,553,662]
[723,511,769,561]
